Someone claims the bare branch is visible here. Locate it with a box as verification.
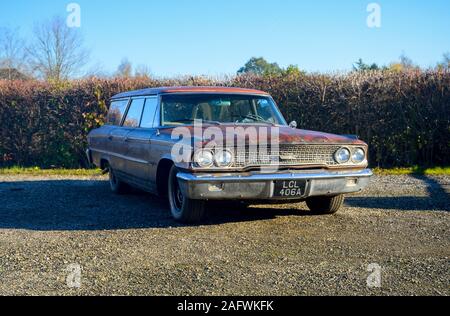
[0,27,29,79]
[135,64,152,78]
[116,58,133,78]
[27,16,89,81]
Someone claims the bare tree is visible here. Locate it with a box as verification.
[442,52,450,69]
[116,58,133,77]
[83,62,109,78]
[0,27,28,79]
[135,64,152,78]
[28,17,89,81]
[399,53,414,69]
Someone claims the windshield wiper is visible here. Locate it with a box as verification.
[171,119,195,123]
[170,119,222,125]
[232,114,276,126]
[202,120,222,126]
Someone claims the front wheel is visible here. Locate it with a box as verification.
[168,166,205,223]
[306,195,345,214]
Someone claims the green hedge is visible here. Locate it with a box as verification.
[0,71,449,168]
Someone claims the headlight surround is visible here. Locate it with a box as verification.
[351,148,366,163]
[214,149,234,167]
[193,149,214,168]
[335,147,351,164]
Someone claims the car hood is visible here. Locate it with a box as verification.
[271,126,365,145]
[160,124,367,147]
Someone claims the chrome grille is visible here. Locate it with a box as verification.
[233,144,341,168]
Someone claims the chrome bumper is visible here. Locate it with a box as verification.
[177,169,373,200]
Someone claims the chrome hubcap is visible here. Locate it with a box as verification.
[171,175,183,211]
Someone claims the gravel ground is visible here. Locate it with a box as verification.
[0,174,448,296]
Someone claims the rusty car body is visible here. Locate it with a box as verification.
[87,87,372,222]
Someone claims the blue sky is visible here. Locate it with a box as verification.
[1,0,449,76]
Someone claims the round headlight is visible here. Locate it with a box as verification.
[352,148,366,163]
[193,150,214,168]
[214,149,234,167]
[335,148,351,164]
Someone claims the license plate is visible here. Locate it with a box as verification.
[274,180,307,198]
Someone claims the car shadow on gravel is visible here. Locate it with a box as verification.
[346,175,450,212]
[0,180,311,231]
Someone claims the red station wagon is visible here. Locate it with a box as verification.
[87,87,372,223]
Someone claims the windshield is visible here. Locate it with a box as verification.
[161,94,287,126]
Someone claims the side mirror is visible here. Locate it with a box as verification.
[289,121,297,129]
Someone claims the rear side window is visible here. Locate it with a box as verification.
[123,98,145,127]
[106,99,129,126]
[140,97,158,128]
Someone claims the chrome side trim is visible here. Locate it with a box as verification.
[90,148,149,165]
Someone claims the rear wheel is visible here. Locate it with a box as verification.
[168,166,205,223]
[109,166,128,194]
[306,195,345,214]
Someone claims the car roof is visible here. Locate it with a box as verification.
[111,86,270,99]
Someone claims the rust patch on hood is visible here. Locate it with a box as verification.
[159,124,367,148]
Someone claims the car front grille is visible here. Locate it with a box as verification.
[233,144,341,168]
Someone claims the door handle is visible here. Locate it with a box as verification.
[108,136,113,141]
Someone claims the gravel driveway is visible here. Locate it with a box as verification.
[0,174,448,296]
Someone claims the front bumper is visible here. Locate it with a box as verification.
[177,169,373,200]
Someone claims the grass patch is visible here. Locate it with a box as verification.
[0,167,102,176]
[374,166,450,176]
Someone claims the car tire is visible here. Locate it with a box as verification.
[306,195,345,215]
[168,166,205,223]
[109,167,128,194]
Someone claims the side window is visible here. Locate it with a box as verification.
[123,99,145,127]
[140,97,158,128]
[106,99,129,126]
